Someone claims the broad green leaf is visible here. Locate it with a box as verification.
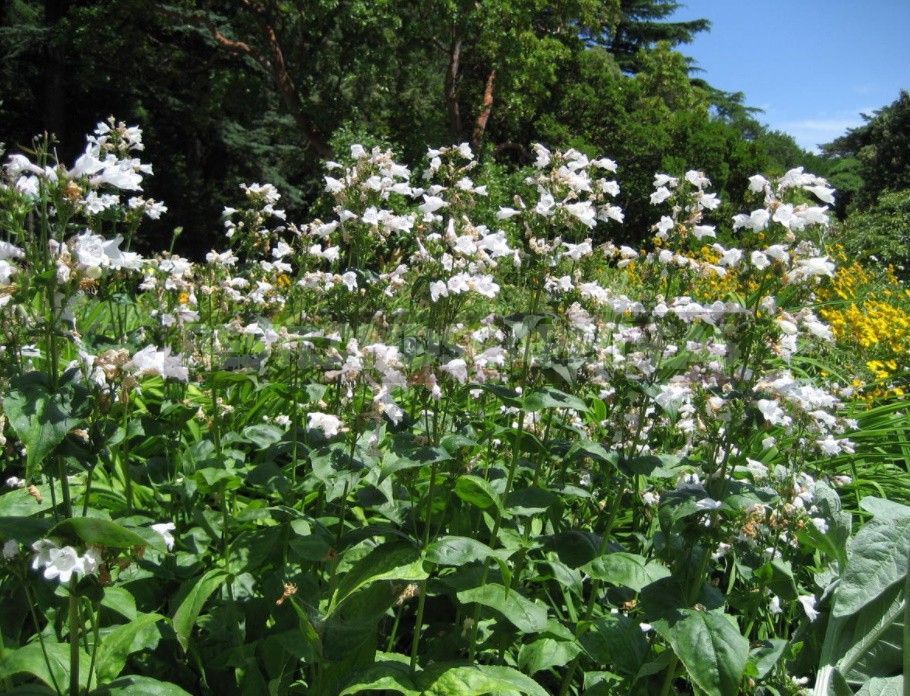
[753,559,798,601]
[420,663,548,696]
[747,639,787,680]
[855,676,905,696]
[172,568,229,652]
[338,659,420,695]
[829,582,905,684]
[860,497,910,520]
[454,475,504,515]
[100,586,137,621]
[0,482,77,516]
[242,423,284,449]
[580,614,650,677]
[518,637,581,674]
[0,516,53,545]
[834,515,910,617]
[89,675,193,695]
[6,372,84,479]
[523,387,588,412]
[507,488,560,517]
[581,552,670,592]
[0,641,90,691]
[653,610,748,696]
[96,613,164,682]
[426,536,497,566]
[456,583,548,633]
[49,518,159,550]
[330,542,427,613]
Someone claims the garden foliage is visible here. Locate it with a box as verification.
[0,121,907,695]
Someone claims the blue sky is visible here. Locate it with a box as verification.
[670,1,910,151]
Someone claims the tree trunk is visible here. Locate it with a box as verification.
[471,69,496,149]
[445,37,463,141]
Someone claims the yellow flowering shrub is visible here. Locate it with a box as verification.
[818,250,910,399]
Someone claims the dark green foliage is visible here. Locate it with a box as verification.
[834,189,910,278]
[823,90,910,208]
[1,0,829,256]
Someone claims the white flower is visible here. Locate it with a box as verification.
[796,257,835,278]
[341,271,358,291]
[650,186,673,205]
[5,476,25,489]
[769,595,782,615]
[308,412,343,437]
[42,545,84,583]
[419,195,448,214]
[748,174,769,193]
[3,540,18,559]
[564,201,596,228]
[126,346,190,381]
[151,523,176,551]
[691,225,716,240]
[757,399,790,427]
[798,595,819,622]
[440,358,469,384]
[429,280,449,302]
[751,251,770,270]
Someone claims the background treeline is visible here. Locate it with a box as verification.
[1,0,908,268]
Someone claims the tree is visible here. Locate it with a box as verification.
[598,0,709,73]
[822,90,910,208]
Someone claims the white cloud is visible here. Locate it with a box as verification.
[777,113,869,152]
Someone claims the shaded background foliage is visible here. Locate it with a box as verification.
[1,0,907,262]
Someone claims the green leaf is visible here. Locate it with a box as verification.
[100,586,137,621]
[454,475,504,515]
[753,558,798,601]
[518,637,581,674]
[834,515,910,617]
[0,516,53,545]
[172,568,229,652]
[860,497,910,520]
[507,488,560,517]
[6,372,83,479]
[338,658,420,695]
[49,518,159,551]
[420,663,549,696]
[652,610,748,696]
[95,613,164,682]
[747,639,787,680]
[581,552,670,592]
[89,675,193,695]
[242,423,285,449]
[426,536,497,566]
[456,583,548,633]
[855,676,905,696]
[522,387,588,412]
[0,641,91,692]
[330,542,427,614]
[580,614,650,677]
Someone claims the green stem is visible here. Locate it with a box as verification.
[410,461,439,671]
[85,599,101,694]
[23,579,63,695]
[69,578,80,696]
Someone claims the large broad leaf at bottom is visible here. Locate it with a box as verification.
[653,609,748,696]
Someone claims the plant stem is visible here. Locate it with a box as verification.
[68,578,80,696]
[410,459,440,671]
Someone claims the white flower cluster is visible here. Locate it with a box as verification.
[31,539,102,584]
